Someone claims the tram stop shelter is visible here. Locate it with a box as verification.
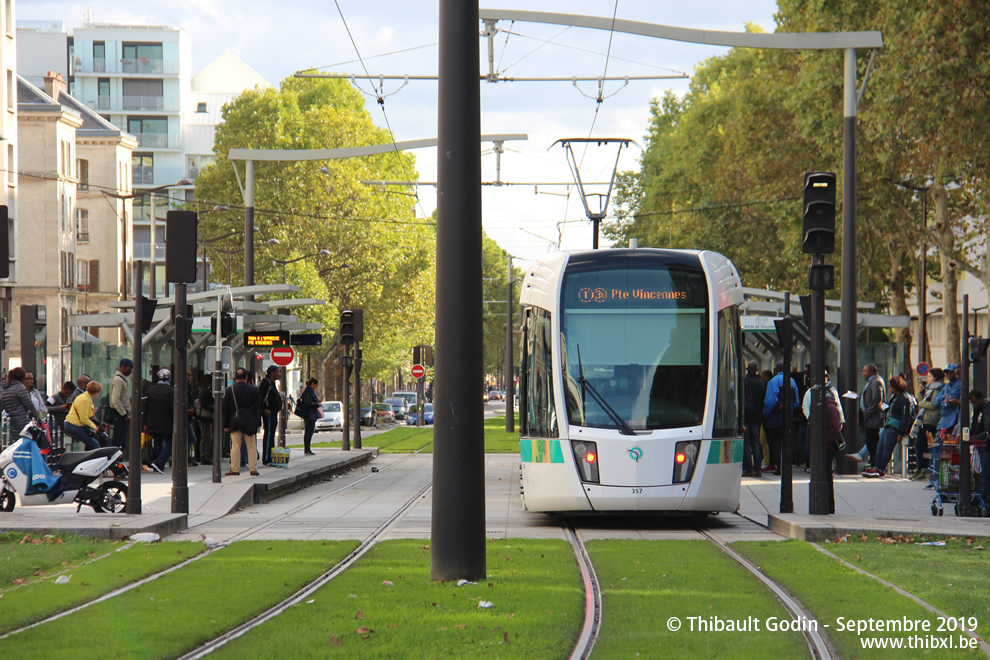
[66,284,325,379]
[739,287,911,380]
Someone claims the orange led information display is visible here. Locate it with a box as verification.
[577,287,687,303]
[244,331,290,347]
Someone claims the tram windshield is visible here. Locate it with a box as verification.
[561,264,709,431]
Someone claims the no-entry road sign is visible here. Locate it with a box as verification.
[411,364,426,379]
[271,346,295,367]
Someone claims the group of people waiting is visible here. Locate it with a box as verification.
[1,360,301,479]
[741,359,990,484]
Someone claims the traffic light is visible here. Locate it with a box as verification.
[802,172,836,255]
[210,312,236,338]
[969,336,990,364]
[340,310,356,345]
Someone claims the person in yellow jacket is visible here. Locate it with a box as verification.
[63,381,103,450]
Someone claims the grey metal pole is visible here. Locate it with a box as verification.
[839,48,860,475]
[171,283,189,513]
[342,351,351,452]
[149,195,157,298]
[212,291,224,484]
[432,0,486,582]
[244,160,255,299]
[919,195,928,367]
[505,255,514,432]
[126,260,144,514]
[808,257,830,514]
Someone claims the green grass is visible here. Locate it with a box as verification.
[0,532,128,586]
[822,533,990,640]
[215,539,583,658]
[1,540,358,658]
[371,415,521,454]
[587,540,809,658]
[0,540,206,634]
[733,540,964,658]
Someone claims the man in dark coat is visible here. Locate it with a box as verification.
[859,363,886,468]
[258,366,283,466]
[223,367,262,476]
[742,361,766,478]
[145,368,174,474]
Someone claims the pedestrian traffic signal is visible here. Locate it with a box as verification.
[802,172,836,255]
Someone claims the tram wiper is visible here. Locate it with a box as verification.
[575,344,636,436]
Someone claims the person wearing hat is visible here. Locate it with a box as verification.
[934,364,962,436]
[144,368,175,474]
[108,358,133,449]
[258,365,283,466]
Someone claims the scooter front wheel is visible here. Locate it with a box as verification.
[0,488,15,512]
[93,481,128,513]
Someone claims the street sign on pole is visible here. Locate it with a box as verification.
[411,364,426,379]
[271,346,295,367]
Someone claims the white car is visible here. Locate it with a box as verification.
[314,401,344,431]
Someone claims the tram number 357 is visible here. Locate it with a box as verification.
[631,488,643,494]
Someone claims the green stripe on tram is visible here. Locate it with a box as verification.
[520,438,565,463]
[706,437,744,464]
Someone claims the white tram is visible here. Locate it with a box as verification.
[518,248,745,513]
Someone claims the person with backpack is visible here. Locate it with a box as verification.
[145,369,175,474]
[223,367,262,476]
[107,358,133,449]
[742,361,766,478]
[761,362,799,476]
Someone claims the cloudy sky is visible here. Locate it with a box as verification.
[21,1,780,264]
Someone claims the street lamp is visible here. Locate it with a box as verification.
[269,246,332,298]
[136,178,193,297]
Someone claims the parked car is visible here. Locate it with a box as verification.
[374,402,396,424]
[406,402,435,425]
[384,397,407,420]
[349,401,377,427]
[314,401,344,431]
[392,390,418,409]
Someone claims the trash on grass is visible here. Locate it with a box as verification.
[382,580,394,587]
[916,541,946,546]
[55,575,71,584]
[457,579,477,587]
[129,533,161,543]
[478,601,494,609]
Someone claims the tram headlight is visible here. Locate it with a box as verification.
[673,440,700,484]
[571,441,600,483]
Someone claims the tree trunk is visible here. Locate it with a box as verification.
[888,247,914,390]
[932,182,960,364]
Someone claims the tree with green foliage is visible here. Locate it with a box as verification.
[481,232,523,386]
[194,76,436,396]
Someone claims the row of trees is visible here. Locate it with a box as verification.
[196,76,519,397]
[608,1,990,366]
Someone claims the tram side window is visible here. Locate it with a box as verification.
[713,306,743,437]
[525,308,558,438]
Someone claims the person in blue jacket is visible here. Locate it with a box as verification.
[761,362,800,475]
[935,364,962,435]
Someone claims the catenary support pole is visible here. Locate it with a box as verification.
[780,292,794,514]
[244,160,255,300]
[432,0,486,582]
[959,296,971,516]
[839,48,860,475]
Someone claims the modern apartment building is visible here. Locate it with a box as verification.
[19,19,268,299]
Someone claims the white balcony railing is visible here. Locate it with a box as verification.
[135,133,179,149]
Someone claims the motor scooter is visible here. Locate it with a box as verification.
[0,421,128,513]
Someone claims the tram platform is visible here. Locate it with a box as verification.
[739,471,990,541]
[0,447,374,540]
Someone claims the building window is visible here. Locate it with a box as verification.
[132,153,154,185]
[196,102,207,113]
[77,258,89,290]
[76,208,90,242]
[98,78,110,110]
[77,159,89,190]
[93,41,106,72]
[122,78,164,111]
[128,116,168,148]
[122,42,164,74]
